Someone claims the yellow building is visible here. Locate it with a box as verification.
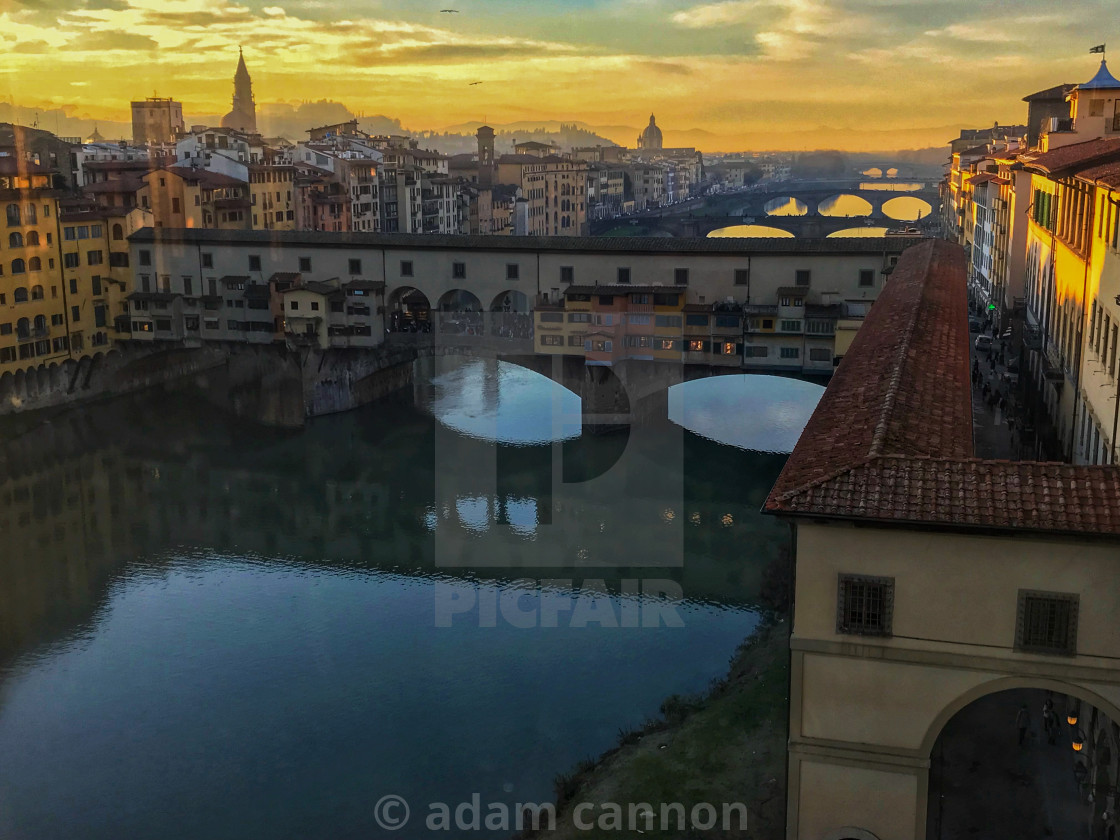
[249,164,297,231]
[497,154,587,236]
[141,166,251,230]
[0,159,69,377]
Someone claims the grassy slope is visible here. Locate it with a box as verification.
[520,622,789,839]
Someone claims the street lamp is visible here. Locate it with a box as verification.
[1073,728,1087,752]
[1070,711,1080,726]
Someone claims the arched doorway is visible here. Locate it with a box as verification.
[488,290,530,339]
[386,286,431,333]
[436,289,482,336]
[926,685,1115,838]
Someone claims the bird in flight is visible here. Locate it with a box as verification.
[469,81,482,85]
[440,8,459,12]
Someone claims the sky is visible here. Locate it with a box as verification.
[0,0,1116,151]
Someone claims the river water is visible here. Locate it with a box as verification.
[0,357,822,840]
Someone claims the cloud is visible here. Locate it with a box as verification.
[10,39,53,53]
[65,30,159,51]
[671,0,756,28]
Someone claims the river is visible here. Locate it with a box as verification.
[0,357,822,840]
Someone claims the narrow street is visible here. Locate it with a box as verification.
[929,689,1088,839]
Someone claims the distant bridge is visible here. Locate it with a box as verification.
[590,179,941,237]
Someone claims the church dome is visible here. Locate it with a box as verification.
[638,114,663,150]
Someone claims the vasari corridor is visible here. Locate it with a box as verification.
[2,3,1120,839]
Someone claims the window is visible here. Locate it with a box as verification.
[27,257,40,271]
[653,293,679,306]
[1016,590,1078,655]
[64,227,76,241]
[686,314,709,326]
[310,301,320,312]
[349,259,362,275]
[809,348,831,362]
[172,198,181,213]
[182,277,192,296]
[91,276,102,296]
[71,306,81,323]
[780,346,800,359]
[109,252,129,267]
[837,574,894,636]
[299,257,312,272]
[452,261,466,279]
[112,224,124,240]
[560,266,574,283]
[506,264,519,281]
[629,314,652,326]
[248,255,261,271]
[795,269,811,287]
[64,253,79,269]
[201,253,213,269]
[9,232,23,248]
[540,334,564,346]
[87,250,103,266]
[617,267,631,284]
[674,268,689,285]
[290,301,299,311]
[139,249,151,266]
[539,312,563,322]
[94,305,107,328]
[77,226,89,239]
[859,269,875,287]
[715,315,739,328]
[734,268,749,286]
[11,259,25,275]
[781,320,802,332]
[655,315,682,328]
[6,204,20,226]
[401,260,414,277]
[598,295,614,305]
[567,313,591,323]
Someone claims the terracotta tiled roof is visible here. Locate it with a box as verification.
[1076,160,1120,189]
[1019,137,1120,176]
[763,239,1120,538]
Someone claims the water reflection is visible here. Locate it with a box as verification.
[882,196,932,222]
[707,224,795,238]
[668,375,824,452]
[0,359,806,839]
[763,196,808,216]
[828,227,891,238]
[420,356,581,445]
[817,194,872,217]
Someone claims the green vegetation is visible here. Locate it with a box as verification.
[518,621,789,839]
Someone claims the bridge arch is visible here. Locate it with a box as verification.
[817,194,873,217]
[763,196,808,216]
[387,286,431,332]
[882,195,933,223]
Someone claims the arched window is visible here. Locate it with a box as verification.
[13,287,28,303]
[5,204,19,227]
[11,259,25,275]
[112,223,124,240]
[26,231,39,246]
[16,318,29,339]
[30,285,43,300]
[33,315,46,332]
[8,232,23,248]
[28,258,41,272]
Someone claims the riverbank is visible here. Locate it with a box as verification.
[519,620,789,839]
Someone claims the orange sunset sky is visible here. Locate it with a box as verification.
[1,0,1114,151]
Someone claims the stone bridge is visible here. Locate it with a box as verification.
[735,183,940,221]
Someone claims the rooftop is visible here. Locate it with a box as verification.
[129,227,923,257]
[1019,136,1120,176]
[1076,59,1120,91]
[764,239,1120,538]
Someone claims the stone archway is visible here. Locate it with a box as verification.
[386,286,432,333]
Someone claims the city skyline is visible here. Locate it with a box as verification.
[1,0,1115,151]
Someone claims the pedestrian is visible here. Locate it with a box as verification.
[999,395,1007,414]
[1042,700,1057,745]
[1016,704,1030,746]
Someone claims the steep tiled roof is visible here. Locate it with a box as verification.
[764,239,1120,538]
[1019,137,1120,176]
